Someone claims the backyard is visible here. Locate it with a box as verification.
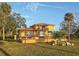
[0,39,79,56]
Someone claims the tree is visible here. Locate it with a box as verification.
[5,15,16,37]
[0,3,11,40]
[13,13,26,28]
[64,12,74,42]
[0,3,27,40]
[53,30,67,40]
[5,13,27,38]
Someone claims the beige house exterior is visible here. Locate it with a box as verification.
[18,23,55,43]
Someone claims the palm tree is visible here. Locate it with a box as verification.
[64,12,74,42]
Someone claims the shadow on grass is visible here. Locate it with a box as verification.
[5,40,21,43]
[35,44,79,55]
[0,48,11,56]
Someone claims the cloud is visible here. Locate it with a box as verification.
[26,2,40,13]
[25,2,64,13]
[21,15,30,18]
[21,15,35,19]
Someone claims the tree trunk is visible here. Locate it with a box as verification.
[2,27,5,40]
[68,22,71,42]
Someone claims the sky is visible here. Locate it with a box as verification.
[9,2,79,31]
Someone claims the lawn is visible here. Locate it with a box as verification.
[0,39,79,56]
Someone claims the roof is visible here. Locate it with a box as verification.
[18,28,46,31]
[31,23,54,26]
[17,28,36,31]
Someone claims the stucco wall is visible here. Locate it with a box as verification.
[22,39,54,43]
[46,25,55,31]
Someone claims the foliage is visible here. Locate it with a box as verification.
[0,3,11,26]
[0,3,27,39]
[0,3,11,40]
[5,13,27,36]
[53,31,67,39]
[64,12,74,22]
[13,13,26,28]
[60,21,77,35]
[60,12,75,40]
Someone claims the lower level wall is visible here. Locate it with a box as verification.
[22,39,54,43]
[22,39,36,43]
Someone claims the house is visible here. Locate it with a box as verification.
[18,23,55,43]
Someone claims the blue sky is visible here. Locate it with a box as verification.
[10,2,79,31]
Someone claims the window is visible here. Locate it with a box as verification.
[48,31,52,36]
[25,32,33,38]
[39,31,45,36]
[39,31,45,40]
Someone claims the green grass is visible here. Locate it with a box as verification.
[0,39,79,56]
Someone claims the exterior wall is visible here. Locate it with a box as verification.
[22,39,54,43]
[19,31,25,39]
[22,39,37,43]
[45,30,48,35]
[44,39,54,42]
[46,25,54,31]
[35,25,38,29]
